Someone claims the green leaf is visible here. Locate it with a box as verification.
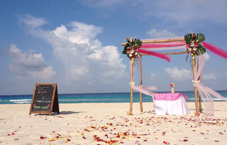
[184,33,192,44]
[196,33,205,43]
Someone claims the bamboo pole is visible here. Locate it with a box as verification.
[140,51,187,56]
[198,93,202,113]
[192,55,200,116]
[139,55,143,113]
[121,38,185,46]
[128,59,134,115]
[162,51,188,55]
[140,91,143,113]
[127,36,134,116]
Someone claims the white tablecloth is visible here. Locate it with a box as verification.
[154,95,189,115]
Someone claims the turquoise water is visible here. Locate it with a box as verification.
[0,91,227,104]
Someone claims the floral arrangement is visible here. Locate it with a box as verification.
[170,83,175,87]
[122,38,142,61]
[170,83,175,93]
[184,33,206,56]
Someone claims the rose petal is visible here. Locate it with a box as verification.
[40,136,46,139]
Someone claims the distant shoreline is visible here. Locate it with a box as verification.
[1,89,227,96]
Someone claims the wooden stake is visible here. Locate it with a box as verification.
[192,55,200,116]
[139,55,143,113]
[121,38,185,46]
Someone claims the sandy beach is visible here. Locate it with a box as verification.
[0,102,227,145]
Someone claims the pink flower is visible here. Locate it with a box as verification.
[127,50,130,54]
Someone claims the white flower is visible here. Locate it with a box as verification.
[188,48,192,51]
[129,54,132,57]
[193,47,197,51]
[130,50,135,54]
[190,41,195,47]
[135,52,138,55]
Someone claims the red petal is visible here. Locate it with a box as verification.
[40,136,45,139]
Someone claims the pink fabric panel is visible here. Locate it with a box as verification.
[153,93,188,101]
[202,42,227,59]
[138,49,171,62]
[141,41,186,49]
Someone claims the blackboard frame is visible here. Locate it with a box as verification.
[29,83,60,115]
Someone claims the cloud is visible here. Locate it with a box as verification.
[19,15,47,28]
[153,0,227,24]
[8,44,56,79]
[147,29,177,38]
[78,0,227,25]
[78,0,125,8]
[20,15,127,86]
[165,67,192,81]
[150,73,157,80]
[225,72,227,77]
[203,73,216,80]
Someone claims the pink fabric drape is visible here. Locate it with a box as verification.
[141,41,186,49]
[138,49,170,62]
[202,42,227,59]
[144,46,186,51]
[138,41,187,62]
[139,41,227,60]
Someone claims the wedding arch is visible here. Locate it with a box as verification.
[121,33,227,116]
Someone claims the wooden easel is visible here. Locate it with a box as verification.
[122,36,202,116]
[29,83,60,116]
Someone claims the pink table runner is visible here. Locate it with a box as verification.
[153,93,188,101]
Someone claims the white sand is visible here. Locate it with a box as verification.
[0,102,227,145]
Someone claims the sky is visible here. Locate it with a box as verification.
[0,0,227,95]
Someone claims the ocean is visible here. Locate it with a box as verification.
[0,90,227,104]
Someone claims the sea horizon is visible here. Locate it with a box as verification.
[0,90,227,105]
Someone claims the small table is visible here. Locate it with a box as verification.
[153,93,189,115]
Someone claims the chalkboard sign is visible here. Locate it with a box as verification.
[29,83,59,115]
